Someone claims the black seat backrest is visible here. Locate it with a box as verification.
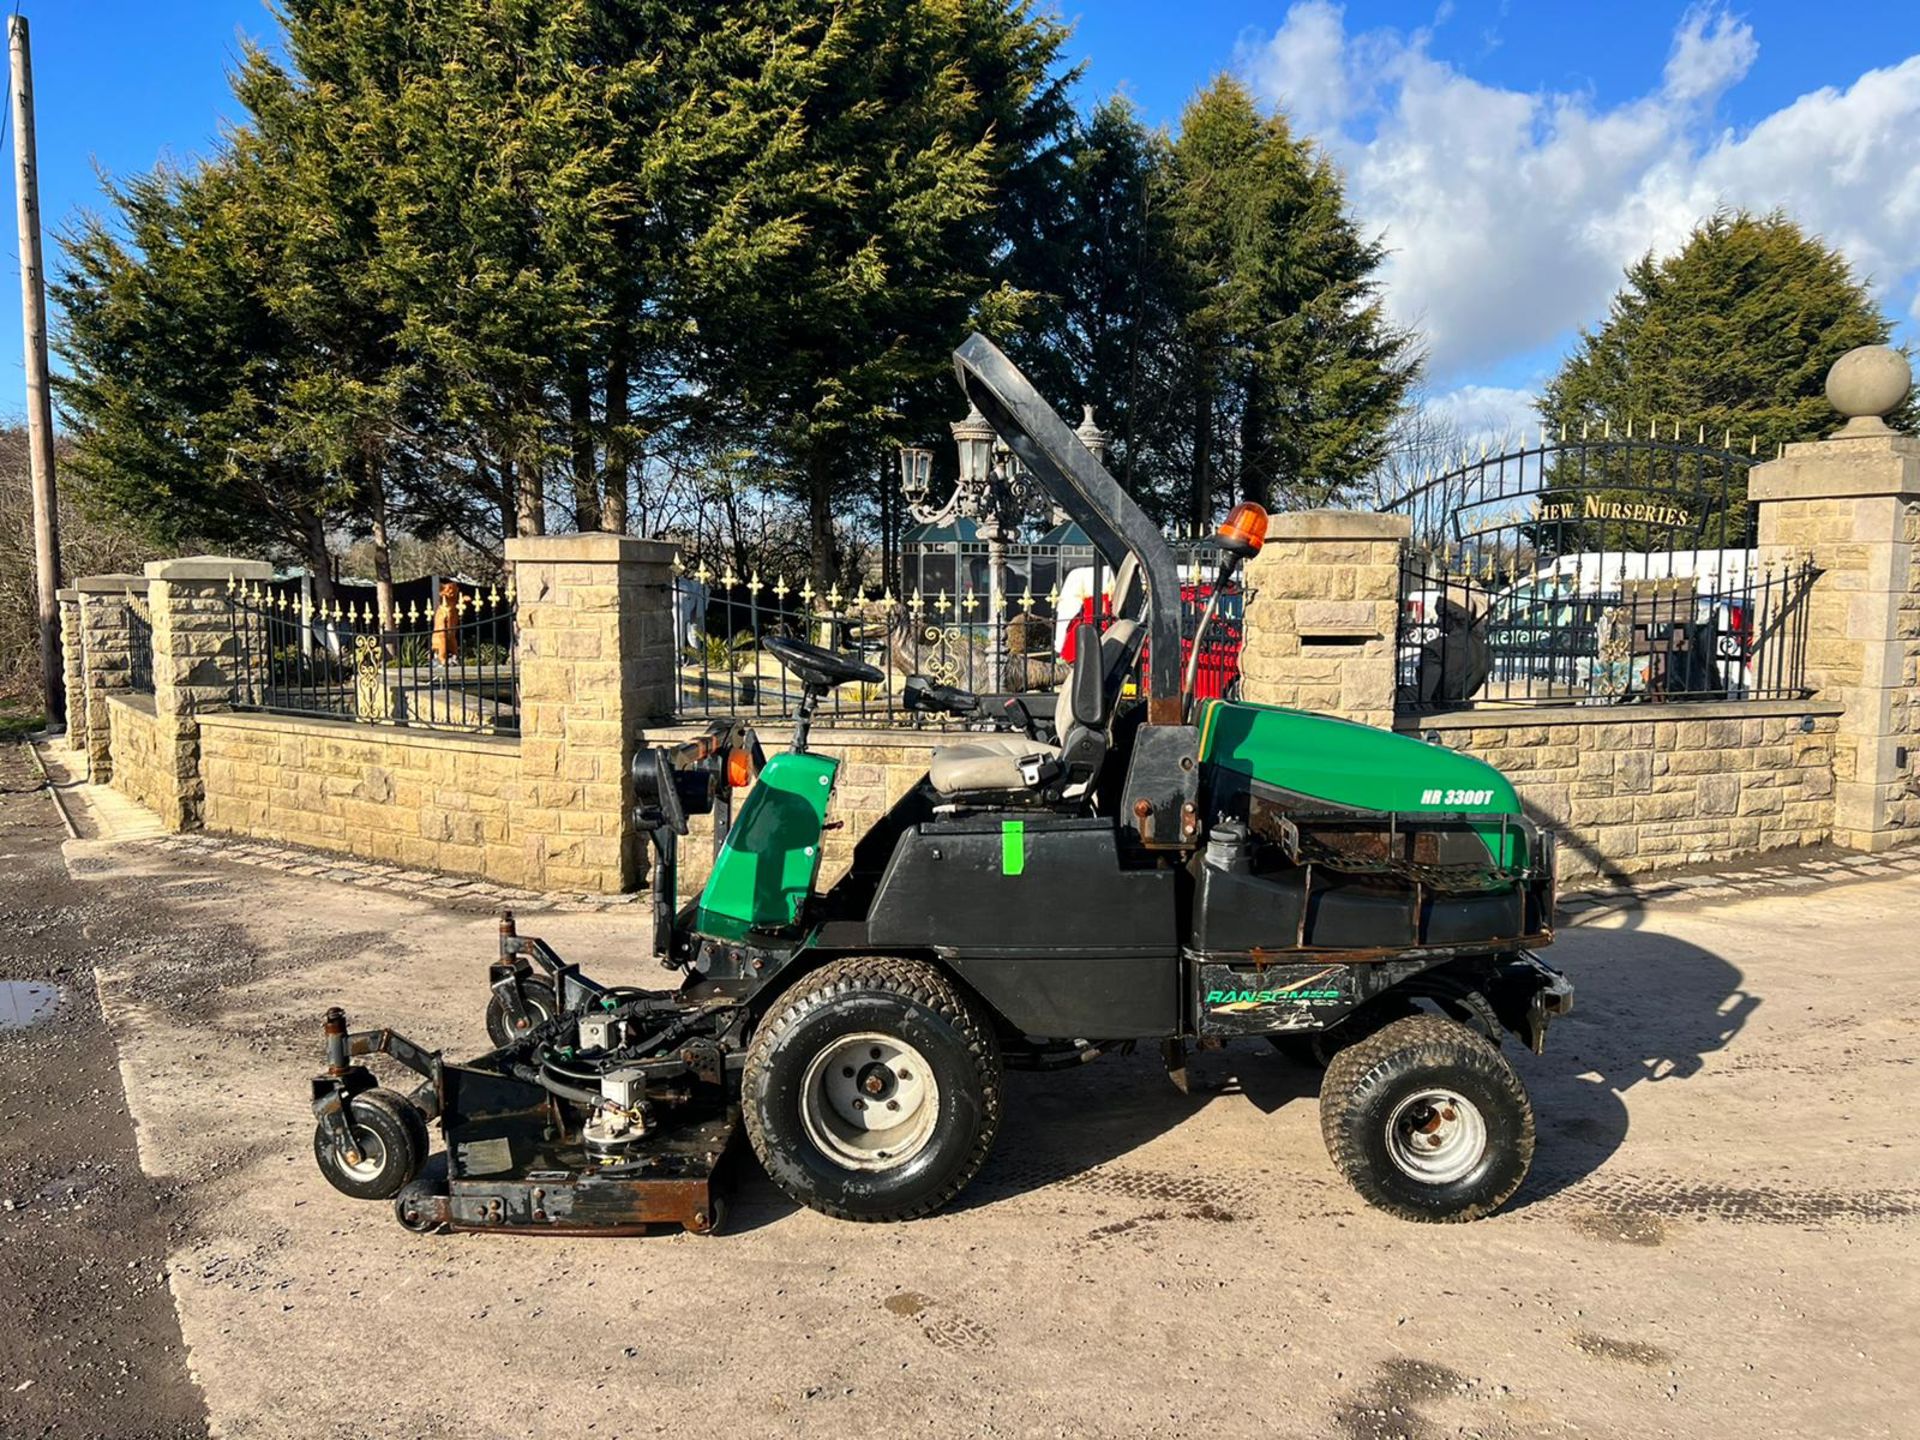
[1063,621,1107,729]
[1055,621,1113,796]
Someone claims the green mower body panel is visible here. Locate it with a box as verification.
[1196,700,1526,865]
[694,751,837,930]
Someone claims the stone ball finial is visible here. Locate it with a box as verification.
[1825,345,1910,437]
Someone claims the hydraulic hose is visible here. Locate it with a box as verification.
[512,1061,601,1108]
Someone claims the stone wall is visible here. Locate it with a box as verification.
[56,590,86,754]
[74,575,148,781]
[105,694,175,821]
[1405,701,1841,881]
[509,534,677,893]
[67,538,680,896]
[1238,511,1409,729]
[199,711,526,885]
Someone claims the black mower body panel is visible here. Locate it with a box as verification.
[865,814,1180,1038]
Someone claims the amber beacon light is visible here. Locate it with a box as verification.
[727,746,756,790]
[1216,500,1269,557]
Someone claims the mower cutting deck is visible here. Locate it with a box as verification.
[309,334,1574,1234]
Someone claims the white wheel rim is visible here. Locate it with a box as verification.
[799,1031,940,1172]
[338,1124,387,1181]
[1385,1088,1487,1185]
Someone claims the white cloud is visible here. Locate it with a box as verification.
[1252,0,1350,131]
[1239,5,1920,386]
[1662,5,1759,104]
[1424,383,1541,449]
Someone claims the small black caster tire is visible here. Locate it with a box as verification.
[686,1195,728,1236]
[314,1089,427,1202]
[742,956,1001,1223]
[1319,1015,1534,1223]
[485,978,558,1047]
[394,1189,443,1235]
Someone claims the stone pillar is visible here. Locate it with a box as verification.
[1237,510,1411,729]
[55,588,85,751]
[145,556,274,830]
[1749,346,1919,852]
[71,573,149,781]
[506,534,678,893]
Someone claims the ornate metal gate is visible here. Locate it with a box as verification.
[1380,429,1817,713]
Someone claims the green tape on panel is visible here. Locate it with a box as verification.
[1001,820,1025,876]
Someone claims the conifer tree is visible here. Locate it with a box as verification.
[1542,210,1914,450]
[680,0,1073,585]
[1162,78,1416,526]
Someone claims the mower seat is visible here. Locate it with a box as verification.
[929,619,1139,800]
[928,733,1060,795]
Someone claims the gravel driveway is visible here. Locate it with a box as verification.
[5,754,1919,1439]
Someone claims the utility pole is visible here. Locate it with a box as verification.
[9,13,62,726]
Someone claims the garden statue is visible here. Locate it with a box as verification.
[432,581,461,664]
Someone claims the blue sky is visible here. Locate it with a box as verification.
[6,0,1918,442]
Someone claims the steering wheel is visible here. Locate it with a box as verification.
[764,635,884,690]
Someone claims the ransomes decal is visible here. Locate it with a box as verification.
[1207,988,1341,1007]
[1205,965,1348,1012]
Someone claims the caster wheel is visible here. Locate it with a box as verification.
[686,1195,728,1236]
[314,1089,427,1202]
[485,978,557,1046]
[394,1189,444,1234]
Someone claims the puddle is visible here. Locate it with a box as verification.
[0,981,62,1031]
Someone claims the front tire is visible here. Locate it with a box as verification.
[1319,1015,1534,1222]
[742,957,1001,1222]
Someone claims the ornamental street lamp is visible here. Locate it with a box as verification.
[898,403,1107,689]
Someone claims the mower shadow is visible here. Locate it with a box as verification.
[955,1047,1324,1213]
[1505,919,1754,1209]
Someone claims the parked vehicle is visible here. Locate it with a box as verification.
[309,335,1571,1237]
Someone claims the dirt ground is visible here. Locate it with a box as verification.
[0,743,207,1440]
[3,747,1920,1439]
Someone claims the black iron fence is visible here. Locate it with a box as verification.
[1396,550,1819,710]
[227,578,519,734]
[673,547,1242,728]
[127,595,154,694]
[1382,432,1817,712]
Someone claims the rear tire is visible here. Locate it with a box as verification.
[1319,1015,1534,1222]
[742,957,1001,1222]
[485,978,557,1047]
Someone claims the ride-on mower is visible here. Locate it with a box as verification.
[310,335,1572,1235]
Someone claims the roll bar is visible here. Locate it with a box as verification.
[952,334,1184,723]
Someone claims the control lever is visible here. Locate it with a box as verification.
[904,675,981,717]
